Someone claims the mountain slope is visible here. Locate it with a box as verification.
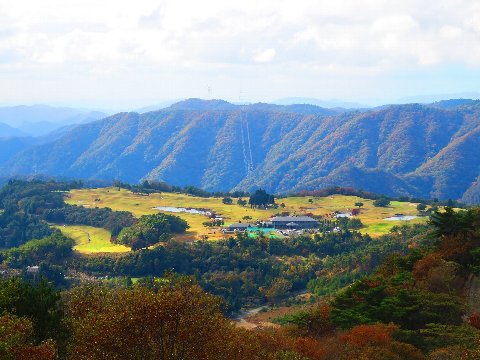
[0,137,37,165]
[2,99,480,203]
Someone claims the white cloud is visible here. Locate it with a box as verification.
[0,0,479,106]
[253,48,276,63]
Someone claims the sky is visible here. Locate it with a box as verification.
[0,0,480,110]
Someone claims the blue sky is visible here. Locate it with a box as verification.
[0,0,479,109]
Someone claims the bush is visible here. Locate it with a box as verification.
[347,218,364,229]
[373,198,390,207]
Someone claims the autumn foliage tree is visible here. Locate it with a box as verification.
[0,313,56,360]
[64,276,284,360]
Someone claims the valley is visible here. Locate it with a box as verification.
[0,179,477,359]
[64,187,428,250]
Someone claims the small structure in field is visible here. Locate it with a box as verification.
[26,265,40,276]
[222,222,253,233]
[267,216,319,229]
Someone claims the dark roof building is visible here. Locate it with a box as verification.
[268,216,318,229]
[223,222,253,232]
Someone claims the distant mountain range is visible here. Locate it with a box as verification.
[272,97,368,109]
[0,98,479,204]
[396,92,480,104]
[0,105,107,137]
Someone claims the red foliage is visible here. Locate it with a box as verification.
[0,313,56,360]
[467,312,480,329]
[340,323,396,347]
[412,253,443,281]
[351,208,360,216]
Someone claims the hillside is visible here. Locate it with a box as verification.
[2,99,480,203]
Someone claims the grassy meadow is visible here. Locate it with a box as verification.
[65,188,428,243]
[53,224,131,254]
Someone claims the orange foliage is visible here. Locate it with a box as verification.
[263,323,424,360]
[428,346,480,360]
[340,323,396,347]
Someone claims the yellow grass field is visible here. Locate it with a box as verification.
[65,188,428,242]
[53,224,131,254]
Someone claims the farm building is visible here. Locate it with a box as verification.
[267,216,319,229]
[223,222,253,233]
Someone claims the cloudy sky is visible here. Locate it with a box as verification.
[1,0,480,109]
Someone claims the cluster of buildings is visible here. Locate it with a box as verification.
[223,215,319,233]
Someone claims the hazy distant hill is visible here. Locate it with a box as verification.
[2,99,480,203]
[273,97,367,109]
[0,105,107,136]
[0,122,27,138]
[396,92,480,104]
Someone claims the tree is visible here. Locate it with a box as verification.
[429,207,478,238]
[222,197,233,205]
[0,278,64,346]
[65,277,271,360]
[416,203,427,212]
[249,189,275,208]
[237,199,247,206]
[347,218,364,229]
[373,198,390,207]
[355,202,364,208]
[0,313,56,360]
[264,278,292,303]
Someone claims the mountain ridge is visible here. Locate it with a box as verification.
[1,99,479,203]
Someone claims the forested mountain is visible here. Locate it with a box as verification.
[0,137,37,166]
[2,99,480,203]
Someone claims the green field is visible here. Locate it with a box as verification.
[54,224,131,254]
[65,188,429,242]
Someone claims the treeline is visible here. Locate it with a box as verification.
[0,180,79,248]
[111,179,465,209]
[293,186,466,207]
[0,179,81,214]
[43,205,135,237]
[1,232,74,269]
[113,179,250,198]
[0,212,53,248]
